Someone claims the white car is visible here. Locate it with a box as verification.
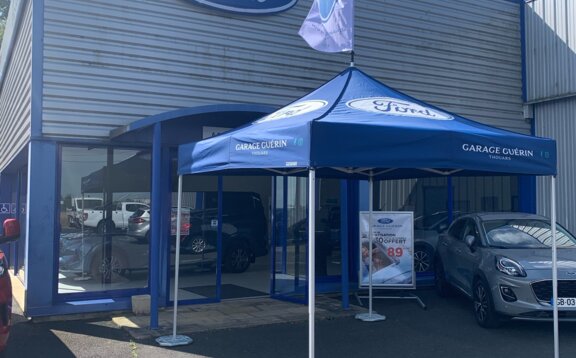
[82,202,149,233]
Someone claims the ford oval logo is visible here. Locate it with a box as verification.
[319,0,338,21]
[347,97,454,121]
[378,218,394,224]
[186,0,298,14]
[257,100,328,123]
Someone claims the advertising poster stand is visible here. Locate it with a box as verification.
[355,211,426,316]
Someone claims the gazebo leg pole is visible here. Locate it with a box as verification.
[156,175,192,347]
[356,174,385,322]
[308,169,316,358]
[551,176,559,358]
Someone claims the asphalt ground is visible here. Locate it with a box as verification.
[4,289,576,357]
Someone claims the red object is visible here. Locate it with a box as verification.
[130,217,146,224]
[0,252,12,352]
[2,219,19,239]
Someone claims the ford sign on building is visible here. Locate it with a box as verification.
[186,0,298,14]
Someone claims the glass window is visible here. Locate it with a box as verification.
[58,146,151,294]
[448,219,467,241]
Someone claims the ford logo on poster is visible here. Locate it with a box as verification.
[377,218,393,224]
[186,0,298,14]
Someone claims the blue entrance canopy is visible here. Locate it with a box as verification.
[178,67,556,179]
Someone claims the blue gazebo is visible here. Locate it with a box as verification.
[175,67,559,356]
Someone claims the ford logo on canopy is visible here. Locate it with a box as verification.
[186,0,298,14]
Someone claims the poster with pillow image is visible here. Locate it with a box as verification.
[359,211,415,289]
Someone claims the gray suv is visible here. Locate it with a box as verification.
[435,212,576,327]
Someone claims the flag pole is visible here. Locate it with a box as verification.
[350,0,355,67]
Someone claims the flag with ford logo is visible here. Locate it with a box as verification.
[299,0,354,53]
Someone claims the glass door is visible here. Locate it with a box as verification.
[272,177,308,303]
[315,178,342,292]
[168,174,220,303]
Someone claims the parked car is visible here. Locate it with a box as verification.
[413,211,463,273]
[127,192,268,273]
[66,197,104,228]
[435,212,576,328]
[0,218,21,352]
[61,192,269,281]
[82,201,149,234]
[59,231,216,282]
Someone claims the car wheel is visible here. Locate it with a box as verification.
[473,279,502,328]
[97,220,115,234]
[414,244,434,273]
[187,236,207,254]
[223,241,252,273]
[90,251,128,283]
[434,258,451,297]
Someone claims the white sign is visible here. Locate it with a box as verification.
[170,208,191,236]
[359,211,415,289]
[555,298,576,308]
[202,126,231,139]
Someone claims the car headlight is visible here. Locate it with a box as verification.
[496,256,527,277]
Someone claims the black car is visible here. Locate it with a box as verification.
[183,191,269,273]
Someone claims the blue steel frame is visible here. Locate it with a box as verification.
[149,123,162,328]
[517,0,537,214]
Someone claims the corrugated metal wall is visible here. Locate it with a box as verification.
[526,0,576,232]
[535,99,576,233]
[525,0,576,102]
[379,176,517,216]
[41,0,527,140]
[0,0,32,172]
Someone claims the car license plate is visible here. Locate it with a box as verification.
[556,298,576,308]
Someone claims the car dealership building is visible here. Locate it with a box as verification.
[0,0,573,321]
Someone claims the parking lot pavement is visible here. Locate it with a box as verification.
[113,295,366,339]
[5,289,576,357]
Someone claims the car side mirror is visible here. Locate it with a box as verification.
[438,223,448,233]
[464,234,476,249]
[0,218,20,244]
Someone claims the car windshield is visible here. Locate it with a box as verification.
[132,209,148,217]
[78,199,102,210]
[483,219,576,249]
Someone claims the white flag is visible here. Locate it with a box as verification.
[298,0,354,53]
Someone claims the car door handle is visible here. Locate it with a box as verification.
[441,242,449,247]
